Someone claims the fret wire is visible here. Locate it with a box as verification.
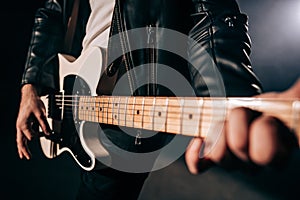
[132,97,136,128]
[115,96,119,125]
[78,97,81,120]
[152,98,156,132]
[100,96,104,123]
[85,97,90,122]
[180,98,184,135]
[99,97,104,123]
[165,97,169,133]
[96,96,100,123]
[94,97,96,122]
[106,97,110,124]
[142,97,145,129]
[88,96,91,122]
[123,97,128,127]
[95,97,99,123]
[82,96,85,121]
[105,97,109,124]
[83,96,86,121]
[197,98,204,138]
[85,96,89,122]
[81,96,84,121]
[112,97,115,125]
[87,96,90,122]
[113,97,116,124]
[92,97,95,122]
[98,97,101,123]
[118,96,121,126]
[104,97,108,124]
[88,96,91,121]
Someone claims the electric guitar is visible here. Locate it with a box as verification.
[40,46,300,171]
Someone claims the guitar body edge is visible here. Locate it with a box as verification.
[39,46,111,171]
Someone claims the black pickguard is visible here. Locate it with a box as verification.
[49,75,93,169]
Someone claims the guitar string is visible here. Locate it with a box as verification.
[42,95,299,136]
[54,96,300,121]
[54,98,227,127]
[54,95,300,110]
[54,98,297,120]
[53,102,296,126]
[55,94,300,101]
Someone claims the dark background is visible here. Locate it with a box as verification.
[1,0,300,199]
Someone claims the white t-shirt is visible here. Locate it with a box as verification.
[81,0,115,52]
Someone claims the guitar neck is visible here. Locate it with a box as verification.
[75,96,300,141]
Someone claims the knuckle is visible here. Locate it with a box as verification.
[35,112,44,120]
[227,131,247,152]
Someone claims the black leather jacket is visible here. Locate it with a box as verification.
[21,0,90,95]
[21,0,262,97]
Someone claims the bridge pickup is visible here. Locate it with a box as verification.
[48,93,62,120]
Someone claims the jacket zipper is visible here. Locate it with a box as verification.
[115,0,137,95]
[147,24,157,96]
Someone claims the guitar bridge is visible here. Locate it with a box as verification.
[44,129,63,143]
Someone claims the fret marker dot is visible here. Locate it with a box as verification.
[86,107,89,110]
[137,110,140,115]
[114,115,117,119]
[158,112,161,117]
[100,107,102,111]
[189,114,193,119]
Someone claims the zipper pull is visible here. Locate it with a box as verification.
[147,25,155,45]
[135,130,142,145]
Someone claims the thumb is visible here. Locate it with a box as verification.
[280,79,300,98]
[185,137,213,174]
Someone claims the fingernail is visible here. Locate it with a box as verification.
[45,129,52,135]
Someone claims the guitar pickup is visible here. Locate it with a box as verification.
[48,93,62,120]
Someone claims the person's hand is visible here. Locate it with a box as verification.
[16,84,50,160]
[185,79,300,174]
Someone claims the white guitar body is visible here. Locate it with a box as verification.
[38,47,300,171]
[40,47,111,171]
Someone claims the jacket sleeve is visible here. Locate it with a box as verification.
[188,0,263,97]
[21,0,66,95]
